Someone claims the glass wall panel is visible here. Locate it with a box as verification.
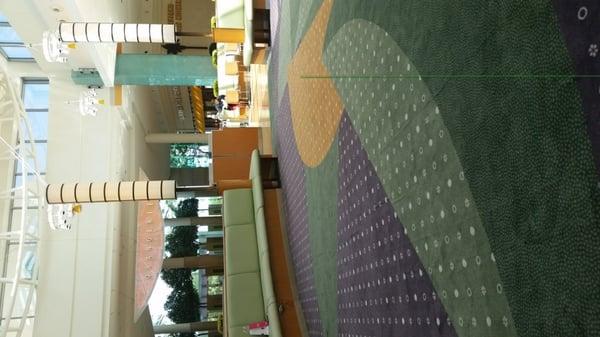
[23,84,49,110]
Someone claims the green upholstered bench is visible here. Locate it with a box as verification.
[223,150,282,337]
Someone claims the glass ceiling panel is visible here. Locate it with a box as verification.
[0,26,23,44]
[1,46,32,59]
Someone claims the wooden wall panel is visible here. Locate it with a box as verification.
[212,128,260,183]
[212,128,259,154]
[213,157,253,181]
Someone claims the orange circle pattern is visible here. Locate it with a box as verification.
[287,0,344,167]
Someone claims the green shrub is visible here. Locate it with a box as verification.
[211,49,218,68]
[212,79,219,97]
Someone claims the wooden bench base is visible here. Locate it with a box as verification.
[263,189,305,337]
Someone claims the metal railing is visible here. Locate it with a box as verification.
[0,69,44,337]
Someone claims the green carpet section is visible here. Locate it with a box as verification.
[323,20,517,337]
[293,0,324,50]
[276,0,293,107]
[289,0,301,50]
[323,1,600,336]
[306,136,339,337]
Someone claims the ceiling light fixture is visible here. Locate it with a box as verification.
[66,88,105,116]
[47,204,81,230]
[42,30,75,63]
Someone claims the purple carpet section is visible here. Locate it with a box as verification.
[268,24,279,112]
[336,114,458,337]
[553,0,600,177]
[276,87,324,337]
[268,0,281,112]
[269,0,280,43]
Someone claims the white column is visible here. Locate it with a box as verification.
[45,180,176,204]
[145,133,209,144]
[58,22,176,43]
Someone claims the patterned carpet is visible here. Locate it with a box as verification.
[268,1,600,336]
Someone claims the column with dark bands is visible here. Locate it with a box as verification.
[58,23,176,44]
[45,180,176,204]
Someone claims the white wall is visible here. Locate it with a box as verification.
[34,73,169,337]
[0,1,171,336]
[34,77,120,337]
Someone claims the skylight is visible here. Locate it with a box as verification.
[0,12,33,61]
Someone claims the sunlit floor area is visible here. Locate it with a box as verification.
[248,64,271,127]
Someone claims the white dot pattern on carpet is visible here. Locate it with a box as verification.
[323,19,517,336]
[337,114,458,337]
[276,88,324,337]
